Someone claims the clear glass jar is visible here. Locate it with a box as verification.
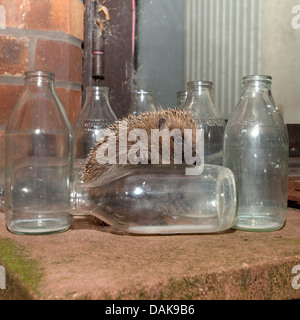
[72,164,237,234]
[176,91,187,110]
[183,81,225,165]
[4,70,74,234]
[127,89,156,116]
[223,75,289,231]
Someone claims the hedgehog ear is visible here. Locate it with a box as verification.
[158,117,167,130]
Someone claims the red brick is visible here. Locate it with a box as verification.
[35,39,82,84]
[0,35,29,76]
[56,87,82,124]
[0,84,23,124]
[0,0,84,40]
[69,0,84,40]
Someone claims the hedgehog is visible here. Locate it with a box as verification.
[81,108,201,227]
[82,108,199,183]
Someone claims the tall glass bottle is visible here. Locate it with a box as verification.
[127,89,156,116]
[4,70,74,234]
[73,86,117,174]
[223,75,289,231]
[183,81,225,165]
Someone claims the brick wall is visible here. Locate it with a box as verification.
[0,0,84,125]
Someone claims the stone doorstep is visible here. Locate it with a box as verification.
[0,209,300,300]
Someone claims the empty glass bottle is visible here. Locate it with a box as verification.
[223,75,289,231]
[73,86,117,185]
[127,89,156,116]
[72,164,237,234]
[183,81,225,165]
[4,70,74,234]
[73,86,117,162]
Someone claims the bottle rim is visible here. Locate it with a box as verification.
[187,80,213,87]
[242,75,272,82]
[24,70,55,79]
[86,86,109,92]
[131,89,153,95]
[177,91,187,96]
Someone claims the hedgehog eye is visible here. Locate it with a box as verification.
[158,117,167,130]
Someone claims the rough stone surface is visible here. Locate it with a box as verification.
[0,209,300,300]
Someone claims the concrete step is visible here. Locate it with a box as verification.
[0,209,300,300]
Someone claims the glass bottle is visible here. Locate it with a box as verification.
[223,75,289,231]
[127,89,156,116]
[73,86,117,180]
[72,164,237,234]
[183,81,225,165]
[4,70,74,235]
[74,86,117,160]
[176,91,187,109]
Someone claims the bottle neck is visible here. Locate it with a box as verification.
[184,81,220,117]
[24,71,54,95]
[241,75,272,97]
[85,86,109,102]
[24,70,54,84]
[131,90,154,103]
[187,81,214,98]
[128,89,155,115]
[71,180,92,216]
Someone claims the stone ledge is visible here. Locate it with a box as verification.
[0,209,300,300]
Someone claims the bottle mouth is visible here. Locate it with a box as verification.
[132,89,153,95]
[24,70,55,80]
[177,91,187,97]
[86,86,109,93]
[242,75,272,82]
[187,80,213,88]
